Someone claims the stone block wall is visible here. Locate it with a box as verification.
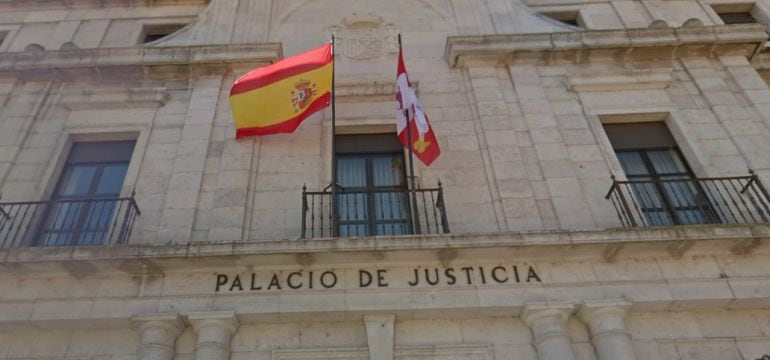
[1,1,770,244]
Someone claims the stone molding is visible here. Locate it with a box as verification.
[568,68,674,92]
[273,345,491,359]
[0,43,283,80]
[0,0,207,11]
[335,82,418,102]
[59,87,170,110]
[445,24,768,68]
[1,224,768,273]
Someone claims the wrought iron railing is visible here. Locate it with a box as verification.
[605,171,770,227]
[301,182,450,238]
[0,195,140,248]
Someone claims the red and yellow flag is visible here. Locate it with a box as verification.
[230,43,333,138]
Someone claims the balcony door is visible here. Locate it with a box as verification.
[336,134,411,237]
[605,122,716,226]
[40,141,135,246]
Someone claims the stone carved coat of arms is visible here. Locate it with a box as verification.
[329,13,398,60]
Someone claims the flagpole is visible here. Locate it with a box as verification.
[331,35,339,237]
[399,34,421,235]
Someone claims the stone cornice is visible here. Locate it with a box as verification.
[59,87,170,110]
[445,24,768,68]
[0,43,283,80]
[0,0,208,11]
[0,224,768,275]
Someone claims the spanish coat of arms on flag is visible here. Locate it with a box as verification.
[229,43,333,138]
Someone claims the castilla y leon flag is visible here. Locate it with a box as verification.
[230,43,333,138]
[396,44,440,166]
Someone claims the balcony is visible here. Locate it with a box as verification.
[605,171,770,227]
[301,182,450,238]
[0,196,140,248]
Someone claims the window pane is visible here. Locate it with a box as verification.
[372,156,405,187]
[617,152,649,176]
[648,149,688,175]
[60,166,97,196]
[42,232,72,247]
[47,202,83,230]
[375,191,409,221]
[339,224,369,237]
[337,158,367,187]
[96,164,129,195]
[337,193,367,222]
[83,199,117,229]
[78,231,107,246]
[377,223,410,236]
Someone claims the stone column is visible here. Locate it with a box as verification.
[578,300,635,360]
[131,313,185,360]
[189,311,239,360]
[521,303,576,360]
[364,314,395,360]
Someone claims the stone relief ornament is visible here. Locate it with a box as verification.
[329,13,398,60]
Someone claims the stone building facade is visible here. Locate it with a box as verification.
[1,0,770,359]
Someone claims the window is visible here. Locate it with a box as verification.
[718,11,757,24]
[335,134,411,236]
[711,4,758,24]
[540,11,583,27]
[604,122,717,226]
[40,141,135,246]
[140,23,186,44]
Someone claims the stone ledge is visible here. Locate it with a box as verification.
[568,68,674,92]
[445,24,768,68]
[59,87,170,110]
[0,224,768,274]
[0,43,283,80]
[0,0,208,11]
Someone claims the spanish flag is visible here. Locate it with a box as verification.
[230,43,333,138]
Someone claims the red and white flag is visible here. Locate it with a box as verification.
[396,44,440,166]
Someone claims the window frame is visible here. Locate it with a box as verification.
[37,141,136,247]
[334,132,413,237]
[614,146,719,226]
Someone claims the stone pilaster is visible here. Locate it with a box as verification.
[364,314,395,360]
[189,311,240,360]
[578,300,636,360]
[521,303,577,360]
[158,75,224,243]
[466,62,543,231]
[131,313,185,360]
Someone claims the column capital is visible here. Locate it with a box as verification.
[131,313,185,360]
[577,300,636,360]
[577,300,633,325]
[521,303,577,360]
[521,302,576,326]
[364,314,395,325]
[131,312,185,336]
[188,311,239,334]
